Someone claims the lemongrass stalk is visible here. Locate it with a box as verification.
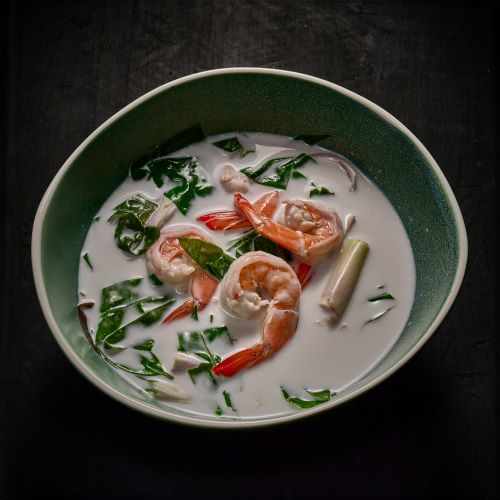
[172,352,201,372]
[147,197,176,228]
[149,379,191,401]
[319,238,369,321]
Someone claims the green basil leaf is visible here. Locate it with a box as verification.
[223,390,237,412]
[191,304,199,321]
[139,351,170,376]
[178,327,232,386]
[108,196,159,256]
[179,237,234,280]
[148,273,163,286]
[227,230,290,260]
[130,124,205,179]
[368,292,395,302]
[280,386,335,409]
[132,338,155,351]
[241,154,311,189]
[82,252,93,270]
[213,137,254,157]
[100,278,142,313]
[96,279,173,345]
[309,182,335,197]
[134,156,214,215]
[292,170,307,179]
[188,362,216,385]
[177,326,233,353]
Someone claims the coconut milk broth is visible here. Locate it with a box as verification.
[79,132,416,419]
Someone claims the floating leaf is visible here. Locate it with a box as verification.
[309,182,335,197]
[213,137,254,157]
[130,124,205,179]
[368,292,395,302]
[179,237,234,280]
[241,154,311,189]
[108,195,159,256]
[280,386,336,409]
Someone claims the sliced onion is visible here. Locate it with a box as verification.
[311,153,357,191]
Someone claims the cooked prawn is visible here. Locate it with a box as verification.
[233,194,343,262]
[212,251,300,377]
[146,225,219,323]
[196,190,280,231]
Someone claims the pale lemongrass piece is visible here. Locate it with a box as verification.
[172,352,201,372]
[150,379,191,401]
[344,214,356,235]
[319,238,369,321]
[147,197,176,228]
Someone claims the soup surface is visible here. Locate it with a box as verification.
[78,132,415,420]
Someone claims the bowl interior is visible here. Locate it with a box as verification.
[34,70,464,426]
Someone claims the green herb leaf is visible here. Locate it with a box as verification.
[99,278,142,314]
[178,327,233,386]
[96,279,174,345]
[280,386,336,409]
[177,326,233,353]
[309,182,335,197]
[130,124,205,179]
[223,390,237,412]
[215,406,223,416]
[133,157,214,215]
[179,237,234,280]
[191,304,199,321]
[365,307,394,324]
[241,153,311,189]
[133,338,155,351]
[139,351,171,377]
[213,137,254,157]
[148,273,163,286]
[293,134,330,145]
[77,305,174,380]
[368,292,395,302]
[82,252,93,270]
[292,170,307,179]
[227,230,290,260]
[108,195,159,256]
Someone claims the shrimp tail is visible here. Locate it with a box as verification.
[234,193,306,257]
[196,211,252,230]
[212,343,268,377]
[294,262,314,289]
[162,299,198,324]
[197,191,280,231]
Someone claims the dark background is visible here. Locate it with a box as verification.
[1,1,495,499]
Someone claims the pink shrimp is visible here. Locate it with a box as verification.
[146,225,219,323]
[212,252,300,377]
[233,194,343,262]
[196,190,280,231]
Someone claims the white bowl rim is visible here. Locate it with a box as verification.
[31,67,468,429]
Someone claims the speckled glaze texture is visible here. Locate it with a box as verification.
[32,69,466,427]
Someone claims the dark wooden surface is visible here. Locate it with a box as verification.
[1,1,495,499]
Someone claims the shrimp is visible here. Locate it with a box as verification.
[197,190,280,231]
[212,251,301,377]
[146,225,219,323]
[233,193,343,262]
[219,164,251,193]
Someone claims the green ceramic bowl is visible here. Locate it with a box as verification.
[32,68,467,428]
